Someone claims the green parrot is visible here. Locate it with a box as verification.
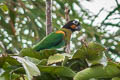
[32,20,81,51]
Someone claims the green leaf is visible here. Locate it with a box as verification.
[24,56,41,65]
[47,54,65,65]
[19,48,57,60]
[38,66,76,77]
[72,42,105,60]
[72,45,87,60]
[86,42,105,61]
[72,42,106,65]
[0,55,20,67]
[112,77,120,80]
[0,4,8,13]
[74,62,120,80]
[0,56,6,67]
[13,56,40,80]
[0,56,21,80]
[35,72,58,80]
[86,42,106,66]
[87,52,108,66]
[38,59,48,65]
[0,72,10,80]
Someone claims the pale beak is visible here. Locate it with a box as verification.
[76,25,81,31]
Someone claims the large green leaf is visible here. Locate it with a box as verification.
[86,42,106,66]
[72,42,106,66]
[38,66,76,77]
[86,42,105,61]
[74,62,120,80]
[72,42,105,60]
[20,48,57,60]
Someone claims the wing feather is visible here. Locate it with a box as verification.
[32,32,65,51]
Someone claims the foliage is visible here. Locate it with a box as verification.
[0,42,120,80]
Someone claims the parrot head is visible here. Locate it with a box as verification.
[63,20,81,32]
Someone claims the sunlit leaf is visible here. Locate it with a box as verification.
[0,4,8,13]
[47,54,65,65]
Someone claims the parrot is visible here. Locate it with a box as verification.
[32,20,81,51]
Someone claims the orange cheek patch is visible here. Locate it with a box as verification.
[71,25,76,29]
[56,31,65,36]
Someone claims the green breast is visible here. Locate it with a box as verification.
[60,28,72,44]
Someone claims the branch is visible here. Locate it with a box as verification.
[65,6,70,22]
[101,7,120,25]
[9,20,16,36]
[5,2,16,36]
[90,8,104,25]
[46,0,52,35]
[103,22,120,27]
[64,6,70,53]
[115,0,120,7]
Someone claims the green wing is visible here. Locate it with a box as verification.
[32,32,65,51]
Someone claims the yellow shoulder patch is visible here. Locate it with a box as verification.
[56,30,65,36]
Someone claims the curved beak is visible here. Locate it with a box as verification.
[76,25,81,31]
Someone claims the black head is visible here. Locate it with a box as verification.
[62,20,81,32]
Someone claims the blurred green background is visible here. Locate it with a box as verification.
[0,0,120,62]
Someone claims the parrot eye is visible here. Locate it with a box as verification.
[72,20,79,25]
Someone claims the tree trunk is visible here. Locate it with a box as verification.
[46,0,52,35]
